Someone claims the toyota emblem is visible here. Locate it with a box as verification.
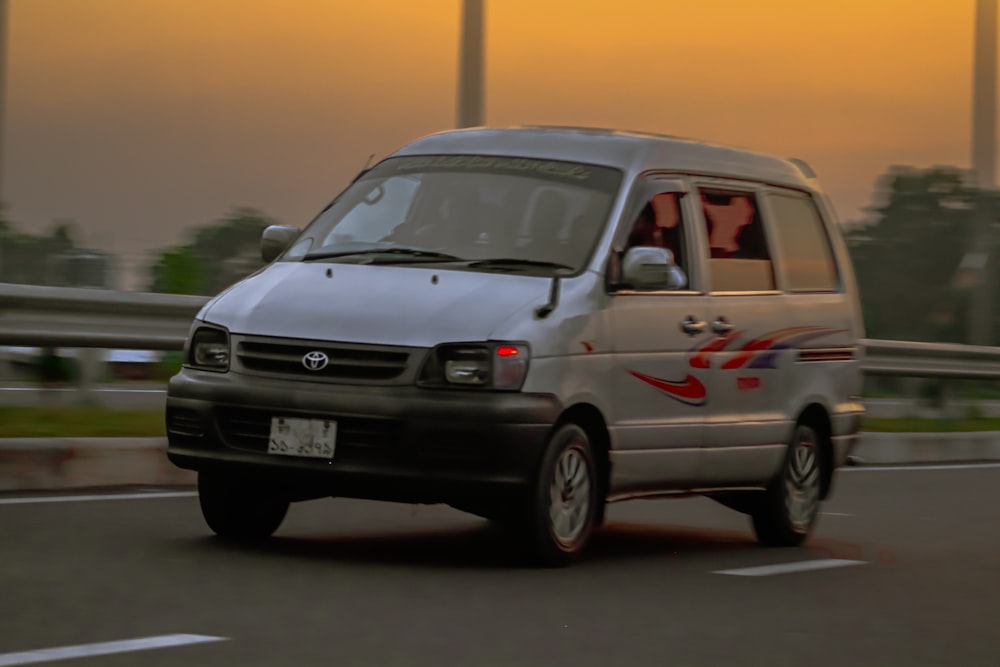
[302,351,329,371]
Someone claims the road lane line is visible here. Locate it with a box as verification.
[94,388,165,393]
[0,492,196,506]
[821,512,854,517]
[713,559,866,577]
[845,463,1000,472]
[0,387,164,393]
[0,634,226,666]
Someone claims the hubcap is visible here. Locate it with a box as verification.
[785,428,821,533]
[548,445,592,547]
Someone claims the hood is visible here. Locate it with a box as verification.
[201,261,554,347]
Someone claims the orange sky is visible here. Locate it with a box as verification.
[2,0,982,288]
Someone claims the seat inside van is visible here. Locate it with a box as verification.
[708,258,776,292]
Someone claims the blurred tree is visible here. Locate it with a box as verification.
[0,219,83,285]
[148,207,277,295]
[149,246,204,295]
[846,166,988,343]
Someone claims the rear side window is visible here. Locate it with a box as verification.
[699,188,776,292]
[765,190,839,292]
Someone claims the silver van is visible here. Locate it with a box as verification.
[166,126,865,566]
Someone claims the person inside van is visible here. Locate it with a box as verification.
[626,194,687,288]
[702,192,761,258]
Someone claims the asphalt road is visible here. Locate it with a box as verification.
[2,465,1000,666]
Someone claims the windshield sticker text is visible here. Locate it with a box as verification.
[395,155,593,180]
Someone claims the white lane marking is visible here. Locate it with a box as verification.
[845,462,1000,472]
[0,387,164,393]
[821,512,854,517]
[94,388,165,394]
[0,634,226,666]
[714,559,866,577]
[0,492,196,506]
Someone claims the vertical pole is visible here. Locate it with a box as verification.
[456,0,485,128]
[973,0,998,191]
[971,0,997,346]
[0,0,8,206]
[0,0,9,284]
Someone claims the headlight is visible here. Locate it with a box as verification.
[443,347,491,385]
[420,342,529,390]
[186,326,230,371]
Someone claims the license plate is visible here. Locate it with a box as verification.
[268,417,337,459]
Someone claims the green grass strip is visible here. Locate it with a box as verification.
[0,407,166,438]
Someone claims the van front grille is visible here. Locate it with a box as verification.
[235,338,414,382]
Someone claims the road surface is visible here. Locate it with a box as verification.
[2,464,998,666]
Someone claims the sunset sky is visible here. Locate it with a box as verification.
[2,0,985,288]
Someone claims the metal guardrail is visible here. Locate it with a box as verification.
[2,283,1000,380]
[860,339,1000,380]
[0,283,207,350]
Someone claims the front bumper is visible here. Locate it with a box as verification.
[165,369,561,505]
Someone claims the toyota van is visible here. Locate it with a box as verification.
[166,126,865,566]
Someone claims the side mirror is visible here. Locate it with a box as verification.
[261,225,300,263]
[621,246,685,290]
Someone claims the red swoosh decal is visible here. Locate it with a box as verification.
[629,370,707,406]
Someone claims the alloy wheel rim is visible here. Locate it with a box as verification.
[548,445,592,547]
[785,428,820,533]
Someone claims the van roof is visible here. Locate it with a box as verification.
[390,125,819,190]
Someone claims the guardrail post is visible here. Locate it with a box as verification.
[0,347,14,380]
[900,377,923,417]
[937,379,959,419]
[74,348,102,406]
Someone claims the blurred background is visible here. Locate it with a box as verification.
[0,0,996,349]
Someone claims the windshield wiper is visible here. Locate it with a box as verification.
[464,258,575,272]
[303,247,464,262]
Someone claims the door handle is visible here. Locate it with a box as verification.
[680,316,706,336]
[712,317,734,335]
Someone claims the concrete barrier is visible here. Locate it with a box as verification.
[0,437,193,492]
[1,432,999,492]
[848,431,1000,466]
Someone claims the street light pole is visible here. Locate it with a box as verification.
[0,0,8,206]
[456,0,485,128]
[0,0,8,283]
[973,0,998,190]
[970,0,998,346]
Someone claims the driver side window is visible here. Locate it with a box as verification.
[623,190,689,289]
[321,175,420,247]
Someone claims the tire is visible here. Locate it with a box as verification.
[751,422,823,547]
[198,471,289,541]
[524,423,599,567]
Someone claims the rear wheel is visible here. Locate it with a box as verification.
[198,471,289,540]
[524,423,598,567]
[751,423,823,547]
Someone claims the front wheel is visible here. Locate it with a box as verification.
[198,471,289,541]
[751,423,823,547]
[524,423,599,567]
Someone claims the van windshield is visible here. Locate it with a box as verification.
[283,155,623,274]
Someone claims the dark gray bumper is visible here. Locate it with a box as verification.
[165,369,562,505]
